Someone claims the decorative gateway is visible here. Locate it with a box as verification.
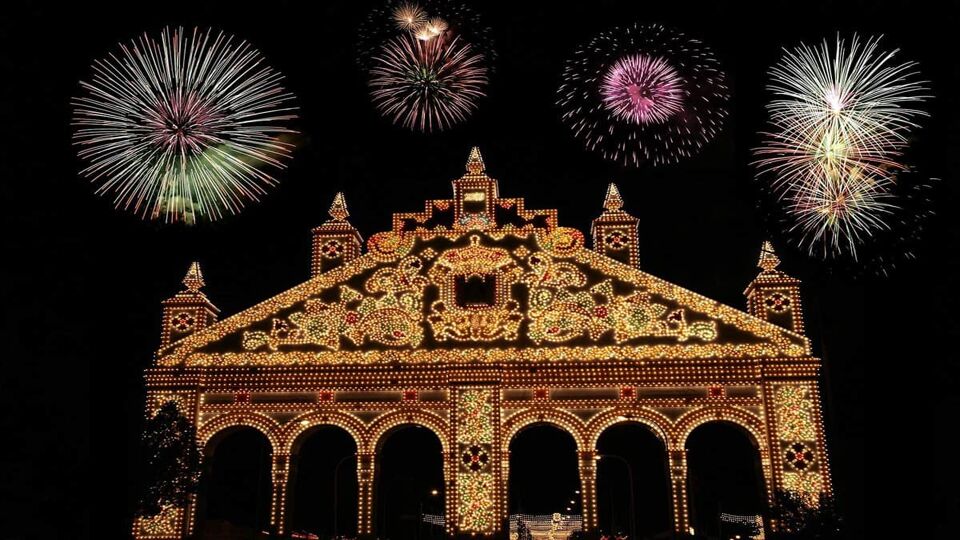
[135,148,832,539]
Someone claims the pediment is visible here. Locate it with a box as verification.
[158,227,809,367]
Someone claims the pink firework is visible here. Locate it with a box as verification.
[601,54,684,125]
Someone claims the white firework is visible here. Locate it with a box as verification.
[72,26,298,223]
[755,34,928,258]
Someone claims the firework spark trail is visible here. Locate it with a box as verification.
[369,33,487,132]
[557,24,729,167]
[754,34,928,259]
[72,27,297,223]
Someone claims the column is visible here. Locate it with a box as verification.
[578,449,598,534]
[669,448,690,536]
[270,453,291,534]
[356,451,375,536]
[452,388,498,537]
[500,452,510,530]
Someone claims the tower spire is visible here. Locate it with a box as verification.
[603,182,624,212]
[182,261,205,292]
[758,240,781,272]
[312,191,363,277]
[744,240,805,334]
[465,146,485,174]
[160,262,218,348]
[591,182,640,267]
[328,191,349,222]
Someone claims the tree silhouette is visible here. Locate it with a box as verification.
[771,490,842,539]
[136,401,201,518]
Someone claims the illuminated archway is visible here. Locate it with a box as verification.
[685,421,767,538]
[197,412,281,452]
[280,410,367,455]
[595,422,672,539]
[507,423,583,536]
[286,425,358,538]
[373,424,446,540]
[195,427,273,538]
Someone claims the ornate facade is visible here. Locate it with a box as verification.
[135,148,832,539]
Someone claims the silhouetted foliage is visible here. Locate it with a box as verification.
[770,490,842,539]
[136,401,201,518]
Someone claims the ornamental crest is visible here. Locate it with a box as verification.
[427,235,524,341]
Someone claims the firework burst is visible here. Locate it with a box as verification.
[754,35,929,259]
[557,23,729,167]
[72,27,297,224]
[368,33,488,132]
[601,54,684,125]
[788,165,897,257]
[393,2,427,31]
[358,0,494,70]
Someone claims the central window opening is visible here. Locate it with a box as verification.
[455,274,496,308]
[462,190,487,214]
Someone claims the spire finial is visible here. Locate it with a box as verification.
[182,262,205,292]
[603,182,624,212]
[466,146,485,174]
[758,240,781,272]
[328,192,349,222]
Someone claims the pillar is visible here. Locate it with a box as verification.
[270,453,291,534]
[451,387,499,538]
[356,451,375,537]
[670,448,691,536]
[578,450,599,535]
[500,451,510,532]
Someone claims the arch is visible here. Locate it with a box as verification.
[195,425,274,537]
[507,422,584,522]
[197,411,282,454]
[683,419,769,537]
[585,407,674,450]
[593,421,673,539]
[674,406,767,452]
[501,408,588,451]
[373,422,447,540]
[286,424,360,538]
[280,410,368,455]
[366,409,451,453]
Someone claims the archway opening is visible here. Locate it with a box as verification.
[287,425,358,539]
[375,424,445,539]
[685,422,766,539]
[596,422,672,539]
[508,423,582,536]
[196,427,272,539]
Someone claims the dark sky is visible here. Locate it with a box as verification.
[3,1,959,538]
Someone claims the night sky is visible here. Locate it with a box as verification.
[3,1,959,538]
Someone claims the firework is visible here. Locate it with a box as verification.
[393,2,427,31]
[425,17,449,36]
[600,54,684,125]
[557,23,729,167]
[760,167,938,278]
[368,33,488,132]
[72,27,297,224]
[358,0,494,70]
[754,35,928,259]
[788,165,897,257]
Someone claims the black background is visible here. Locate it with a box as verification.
[3,1,959,538]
